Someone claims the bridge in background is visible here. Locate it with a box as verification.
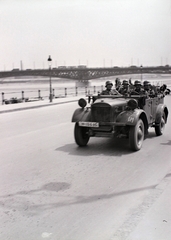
[0,66,171,81]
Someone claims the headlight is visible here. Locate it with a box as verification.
[78,98,87,108]
[127,99,138,110]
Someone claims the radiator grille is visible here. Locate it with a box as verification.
[92,106,111,122]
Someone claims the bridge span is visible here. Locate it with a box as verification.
[0,66,171,81]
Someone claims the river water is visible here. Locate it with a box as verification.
[0,74,170,100]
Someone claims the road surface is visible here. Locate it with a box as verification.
[0,96,171,240]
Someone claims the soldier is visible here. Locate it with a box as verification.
[101,80,120,95]
[119,80,130,96]
[130,80,144,95]
[130,80,146,109]
[143,81,156,97]
[143,81,150,98]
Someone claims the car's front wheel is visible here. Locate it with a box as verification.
[74,123,90,146]
[155,112,166,136]
[129,119,144,151]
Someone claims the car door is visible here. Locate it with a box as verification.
[143,98,153,123]
[150,97,158,121]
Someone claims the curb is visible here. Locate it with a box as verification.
[0,98,79,114]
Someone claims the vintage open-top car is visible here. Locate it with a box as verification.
[71,92,169,151]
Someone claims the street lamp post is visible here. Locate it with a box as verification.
[140,65,143,83]
[47,55,53,102]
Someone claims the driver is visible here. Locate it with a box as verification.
[101,81,120,95]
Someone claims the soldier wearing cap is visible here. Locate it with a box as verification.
[143,81,156,97]
[119,80,130,96]
[143,81,150,90]
[130,80,146,108]
[101,81,120,95]
[130,80,144,95]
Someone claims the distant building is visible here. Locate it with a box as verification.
[58,66,67,69]
[78,65,87,69]
[11,68,20,71]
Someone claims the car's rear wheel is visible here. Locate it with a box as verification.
[129,119,144,151]
[155,112,166,136]
[74,123,90,146]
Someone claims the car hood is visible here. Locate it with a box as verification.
[92,97,128,108]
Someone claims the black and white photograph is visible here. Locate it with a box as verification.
[0,0,171,239]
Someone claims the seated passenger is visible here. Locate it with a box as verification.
[160,84,167,95]
[143,81,156,97]
[130,80,144,95]
[101,81,120,95]
[119,80,130,96]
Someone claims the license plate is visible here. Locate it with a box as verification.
[79,122,99,127]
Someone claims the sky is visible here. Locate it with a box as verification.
[0,0,171,70]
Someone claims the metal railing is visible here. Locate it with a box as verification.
[1,85,104,105]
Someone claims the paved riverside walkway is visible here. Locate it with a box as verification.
[0,95,84,114]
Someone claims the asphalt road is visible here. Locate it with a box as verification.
[0,96,171,240]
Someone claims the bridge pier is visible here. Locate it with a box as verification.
[75,80,90,88]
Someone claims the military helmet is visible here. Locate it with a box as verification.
[143,81,150,86]
[105,80,113,87]
[134,80,141,86]
[122,80,129,85]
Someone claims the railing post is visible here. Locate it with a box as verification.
[2,92,4,105]
[65,88,67,97]
[38,90,41,99]
[85,87,87,96]
[75,87,78,96]
[53,88,55,98]
[94,86,96,93]
[22,91,24,101]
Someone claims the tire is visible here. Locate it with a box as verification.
[74,123,90,147]
[155,112,166,136]
[129,119,144,151]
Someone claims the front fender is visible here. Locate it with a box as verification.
[155,104,168,124]
[116,109,145,126]
[71,108,91,122]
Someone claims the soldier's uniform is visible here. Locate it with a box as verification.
[101,89,120,95]
[119,80,130,96]
[130,80,144,95]
[130,81,146,109]
[143,81,156,98]
[101,81,120,95]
